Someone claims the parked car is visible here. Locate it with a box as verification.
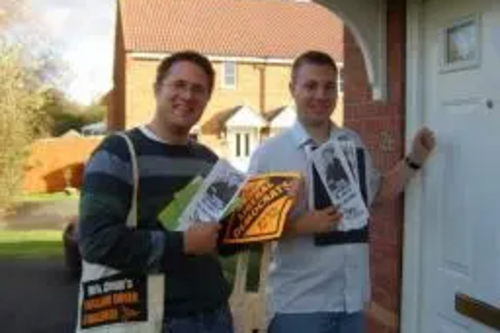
[63,218,81,278]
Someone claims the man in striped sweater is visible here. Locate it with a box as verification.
[78,51,234,333]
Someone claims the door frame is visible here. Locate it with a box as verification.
[401,0,427,332]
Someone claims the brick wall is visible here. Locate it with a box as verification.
[23,137,102,193]
[343,0,406,332]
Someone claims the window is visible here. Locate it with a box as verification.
[222,61,237,88]
[235,132,251,157]
[440,15,481,72]
[236,133,241,157]
[244,133,250,157]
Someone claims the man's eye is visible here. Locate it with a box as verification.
[304,83,317,91]
[192,85,207,95]
[325,84,336,92]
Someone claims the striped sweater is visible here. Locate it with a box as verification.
[78,127,231,317]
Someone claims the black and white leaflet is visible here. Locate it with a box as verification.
[177,159,246,231]
[311,140,369,231]
[336,135,359,184]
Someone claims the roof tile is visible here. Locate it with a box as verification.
[120,0,344,61]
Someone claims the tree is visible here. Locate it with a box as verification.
[0,1,60,210]
[0,43,47,210]
[41,89,106,136]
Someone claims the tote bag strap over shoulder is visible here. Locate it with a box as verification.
[77,132,165,333]
[116,132,139,228]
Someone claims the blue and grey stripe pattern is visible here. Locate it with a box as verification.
[78,128,231,317]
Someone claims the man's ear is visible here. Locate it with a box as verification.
[288,81,294,97]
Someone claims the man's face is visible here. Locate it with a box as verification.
[290,63,338,127]
[155,61,211,132]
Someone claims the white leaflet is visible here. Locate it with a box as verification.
[310,140,369,231]
[176,159,247,231]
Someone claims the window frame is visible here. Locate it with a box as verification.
[222,61,237,89]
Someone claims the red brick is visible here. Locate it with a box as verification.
[344,0,406,331]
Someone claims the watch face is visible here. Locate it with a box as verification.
[406,157,420,170]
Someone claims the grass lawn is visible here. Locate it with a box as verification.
[0,230,63,258]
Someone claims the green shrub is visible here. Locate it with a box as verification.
[0,42,46,210]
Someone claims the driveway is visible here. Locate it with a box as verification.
[0,259,79,333]
[0,200,80,332]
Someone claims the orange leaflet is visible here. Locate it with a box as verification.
[223,172,301,244]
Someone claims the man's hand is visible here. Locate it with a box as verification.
[183,223,221,255]
[291,207,343,235]
[286,177,305,209]
[408,127,437,166]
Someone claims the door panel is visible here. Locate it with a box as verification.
[421,0,500,332]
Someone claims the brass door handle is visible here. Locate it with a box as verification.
[455,293,500,330]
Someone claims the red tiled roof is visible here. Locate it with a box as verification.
[119,0,344,61]
[263,106,288,121]
[202,106,241,134]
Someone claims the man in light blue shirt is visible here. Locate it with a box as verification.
[248,51,436,333]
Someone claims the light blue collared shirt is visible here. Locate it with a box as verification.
[248,121,381,316]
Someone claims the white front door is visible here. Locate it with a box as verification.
[412,0,500,332]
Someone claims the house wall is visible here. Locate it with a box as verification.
[208,61,291,115]
[108,4,126,132]
[343,0,406,332]
[124,56,157,128]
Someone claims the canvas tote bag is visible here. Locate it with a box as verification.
[76,132,165,332]
[229,245,271,333]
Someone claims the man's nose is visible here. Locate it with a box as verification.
[179,86,195,99]
[317,86,336,100]
[314,87,330,99]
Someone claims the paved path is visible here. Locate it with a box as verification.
[0,258,79,333]
[0,200,80,332]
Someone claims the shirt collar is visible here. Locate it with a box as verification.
[139,124,166,143]
[289,120,338,149]
[290,121,311,148]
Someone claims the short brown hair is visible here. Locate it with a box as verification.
[291,50,337,82]
[155,50,215,93]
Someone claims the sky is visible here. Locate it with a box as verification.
[29,0,116,105]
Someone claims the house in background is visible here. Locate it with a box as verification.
[109,0,344,170]
[96,0,500,332]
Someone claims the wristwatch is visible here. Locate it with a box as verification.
[405,156,421,170]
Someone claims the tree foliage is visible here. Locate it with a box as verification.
[0,1,59,210]
[0,42,47,210]
[41,89,106,136]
